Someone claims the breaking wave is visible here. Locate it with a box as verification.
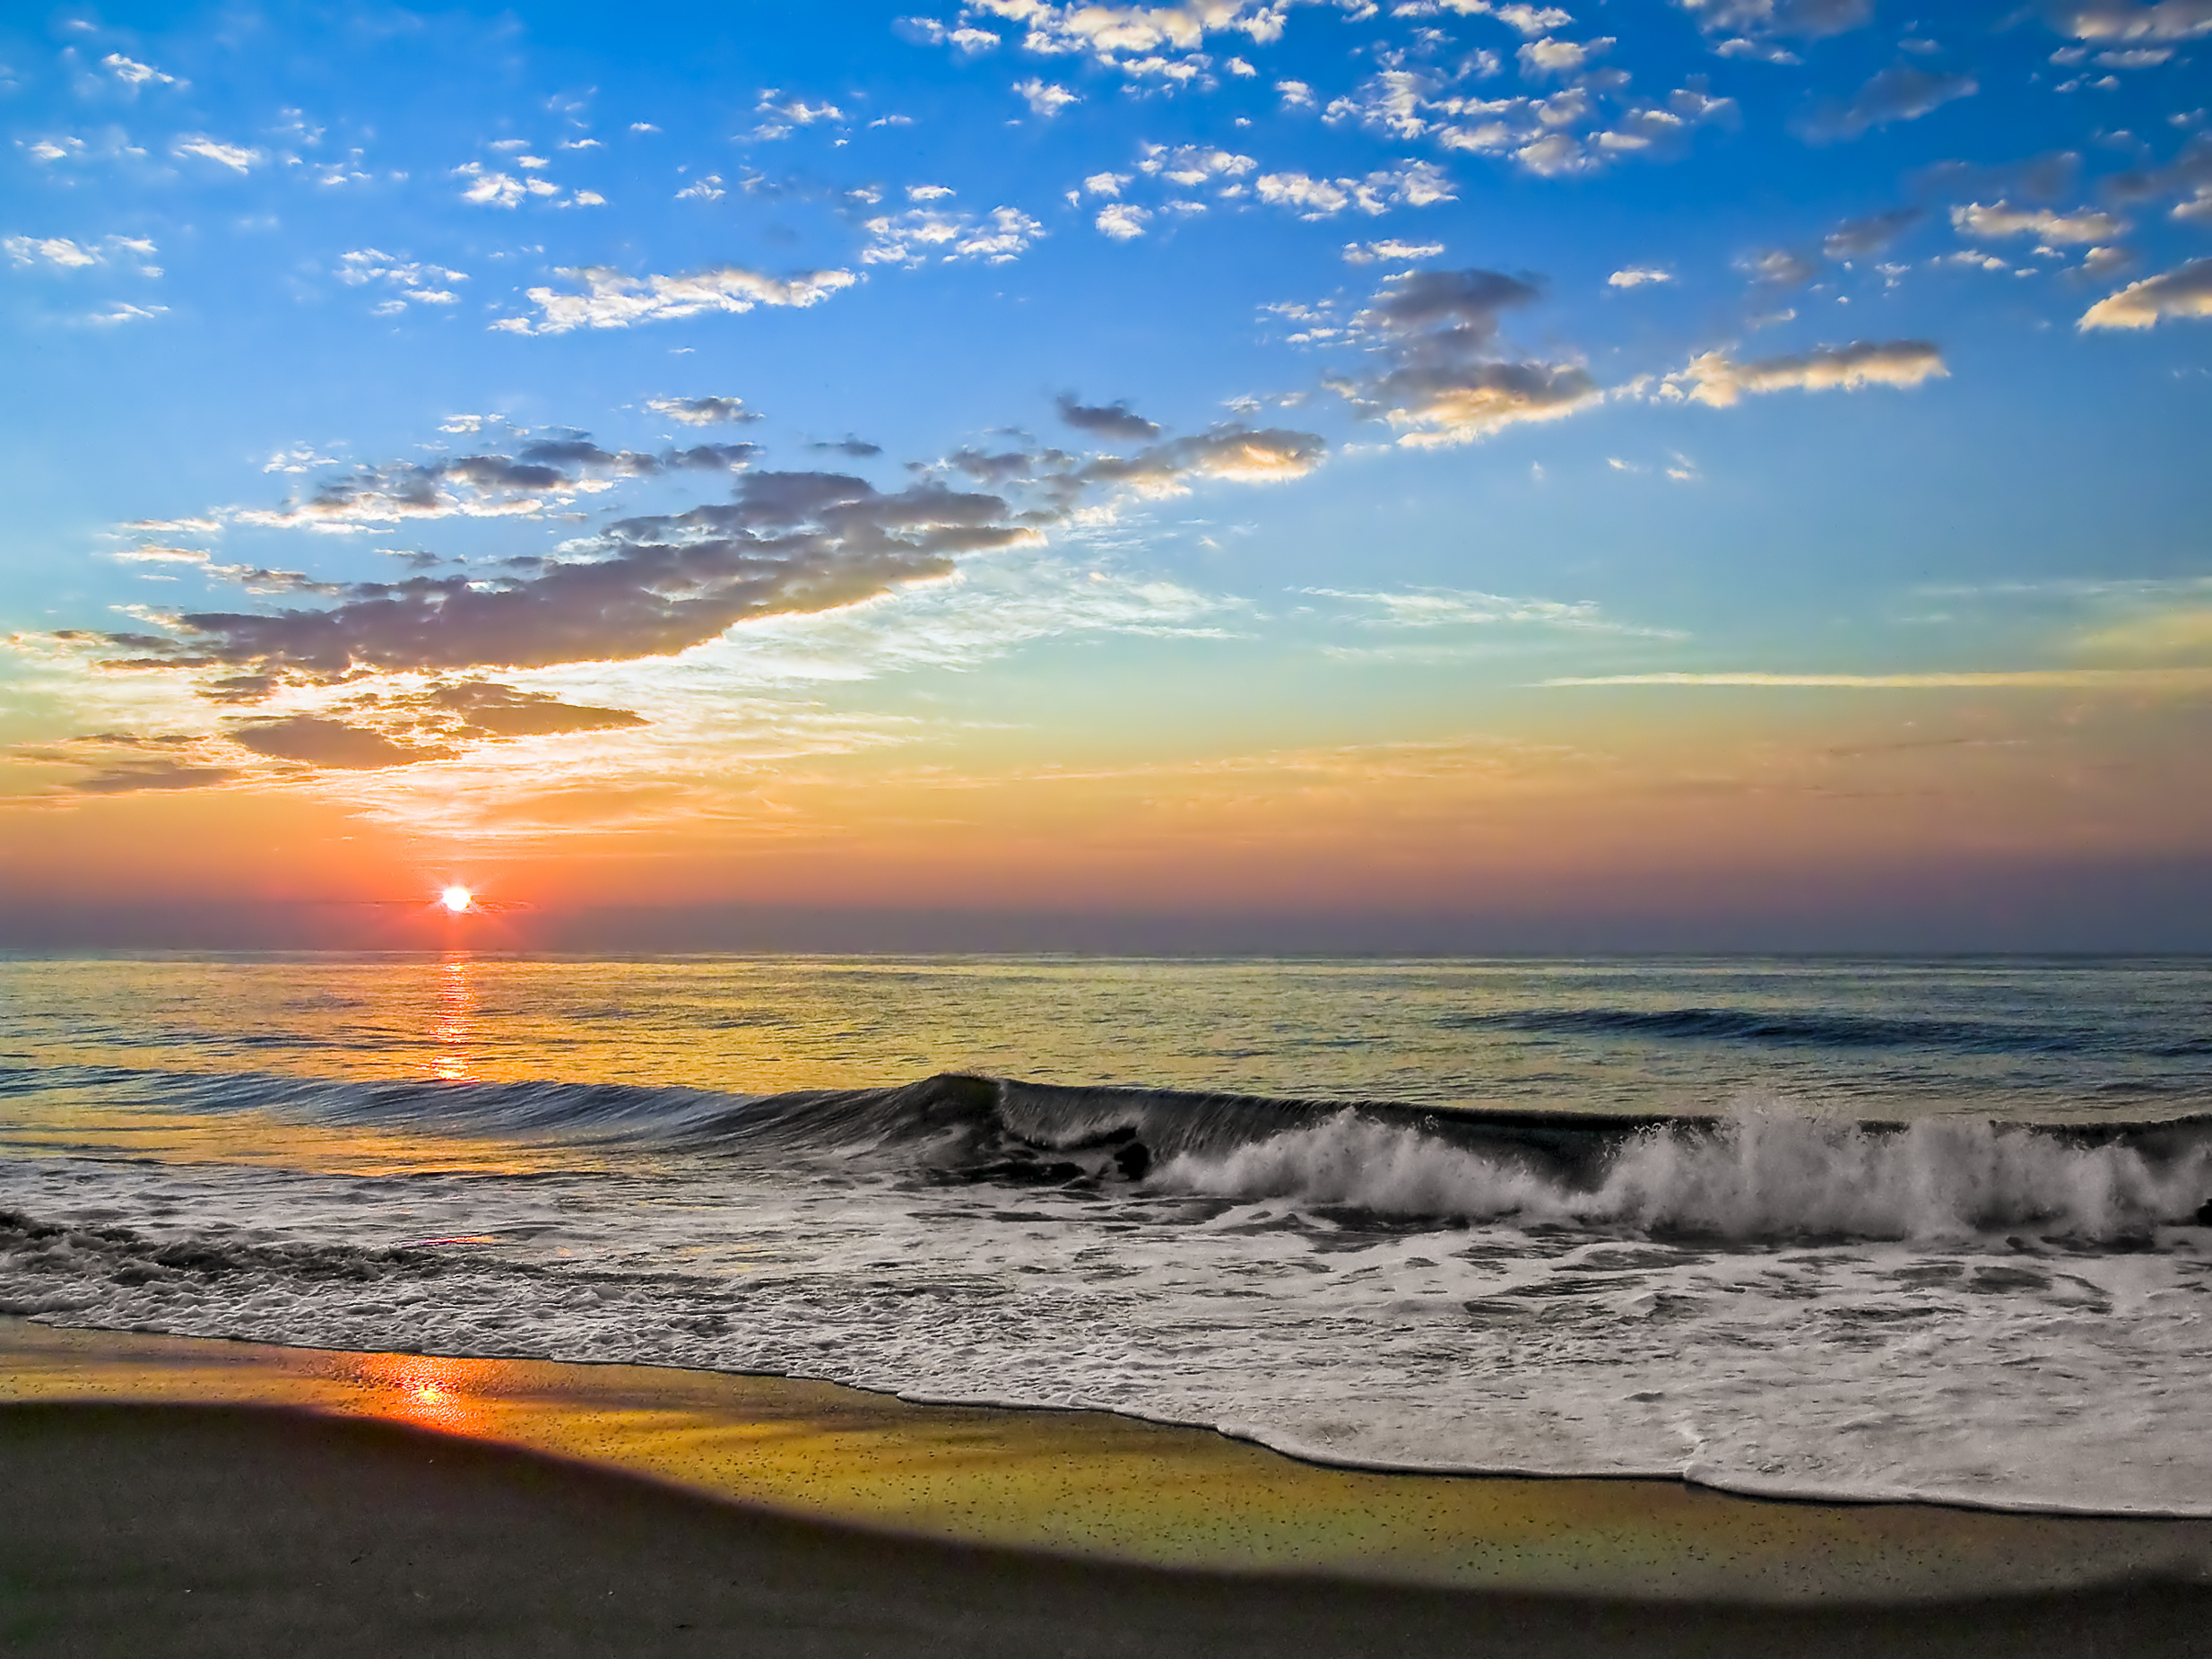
[1154,1109,2212,1242]
[30,1062,2212,1246]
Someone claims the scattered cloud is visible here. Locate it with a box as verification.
[1951,201,2128,247]
[646,395,762,426]
[65,756,243,795]
[170,135,264,172]
[230,434,762,531]
[1822,207,1922,258]
[335,248,467,309]
[100,53,182,89]
[89,469,1031,682]
[2078,257,2212,328]
[1669,340,1948,405]
[506,265,856,333]
[1013,77,1080,115]
[1254,161,1455,219]
[1739,248,1818,287]
[1608,266,1673,288]
[1138,143,1256,187]
[862,203,1045,265]
[1096,201,1152,238]
[1344,239,1446,265]
[1326,266,1600,446]
[4,233,160,274]
[1322,46,1737,181]
[1302,585,1659,636]
[2043,3,2212,43]
[1057,395,1163,441]
[228,715,451,770]
[1799,65,1976,143]
[1676,0,1873,46]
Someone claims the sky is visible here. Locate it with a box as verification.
[2,0,2210,952]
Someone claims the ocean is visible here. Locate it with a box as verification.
[3,952,2208,1516]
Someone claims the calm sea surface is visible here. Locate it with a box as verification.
[4,953,2209,1514]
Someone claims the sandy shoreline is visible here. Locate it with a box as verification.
[5,1317,2211,1654]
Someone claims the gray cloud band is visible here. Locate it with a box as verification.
[78,425,1326,691]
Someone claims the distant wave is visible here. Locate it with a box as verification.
[1439,1005,2203,1054]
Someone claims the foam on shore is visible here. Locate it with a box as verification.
[5,1316,2211,1607]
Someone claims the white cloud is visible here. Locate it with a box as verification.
[509,265,858,334]
[1096,202,1152,239]
[1517,35,1611,78]
[1675,0,1873,43]
[455,161,562,206]
[1608,266,1672,287]
[1344,239,1446,265]
[1671,340,1948,405]
[335,248,468,312]
[1739,248,1817,286]
[4,234,159,271]
[675,174,725,201]
[1301,585,1654,634]
[1083,170,1131,195]
[2078,257,2212,328]
[86,302,167,325]
[2047,2,2212,42]
[101,53,180,88]
[1014,77,1080,115]
[171,135,264,173]
[1138,143,1256,187]
[863,204,1045,265]
[1256,161,1455,218]
[646,395,761,426]
[1258,172,1349,216]
[1951,201,2130,247]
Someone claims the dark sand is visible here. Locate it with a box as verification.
[4,1318,2209,1655]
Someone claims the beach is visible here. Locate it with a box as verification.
[5,1318,2210,1657]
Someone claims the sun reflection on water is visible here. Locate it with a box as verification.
[429,952,478,1083]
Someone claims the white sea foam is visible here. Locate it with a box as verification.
[1158,1106,2212,1240]
[6,954,2212,1521]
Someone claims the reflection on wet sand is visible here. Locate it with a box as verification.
[350,1351,491,1437]
[8,1317,2211,1605]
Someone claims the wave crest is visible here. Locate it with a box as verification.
[1157,1107,2212,1241]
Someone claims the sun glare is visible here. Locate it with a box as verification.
[440,885,473,915]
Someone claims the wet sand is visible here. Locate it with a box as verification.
[4,1317,2209,1655]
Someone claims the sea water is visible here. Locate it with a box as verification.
[3,953,2208,1516]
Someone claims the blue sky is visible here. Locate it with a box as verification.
[4,1,2211,947]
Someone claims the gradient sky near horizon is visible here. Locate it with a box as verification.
[4,0,2211,947]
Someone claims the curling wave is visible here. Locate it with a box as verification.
[20,1063,2212,1244]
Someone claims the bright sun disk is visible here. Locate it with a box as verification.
[440,885,473,914]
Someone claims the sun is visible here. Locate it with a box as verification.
[439,885,473,915]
